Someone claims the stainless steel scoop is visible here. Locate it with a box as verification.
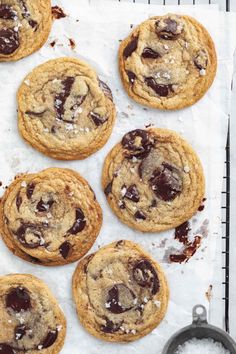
[162,305,236,353]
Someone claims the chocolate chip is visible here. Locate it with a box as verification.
[0,5,16,20]
[126,70,136,84]
[40,330,58,349]
[151,199,157,207]
[156,18,181,40]
[54,77,75,120]
[15,223,43,249]
[104,181,112,196]
[68,208,86,234]
[59,241,71,259]
[99,79,113,101]
[149,163,182,201]
[115,240,125,248]
[123,36,138,59]
[0,344,15,354]
[89,112,108,126]
[37,199,54,212]
[51,126,56,134]
[194,50,208,70]
[28,19,38,29]
[124,184,140,203]
[15,325,27,340]
[6,287,31,312]
[16,193,22,211]
[142,47,160,59]
[133,260,159,295]
[100,318,121,333]
[169,254,187,263]
[106,284,135,314]
[0,28,19,55]
[26,183,35,199]
[175,221,191,245]
[145,77,171,97]
[51,6,67,19]
[119,201,126,209]
[122,129,154,159]
[134,210,146,220]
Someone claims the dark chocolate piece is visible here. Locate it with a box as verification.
[0,28,19,55]
[59,241,71,259]
[133,259,159,295]
[145,77,171,97]
[26,183,35,199]
[68,208,86,234]
[142,47,160,59]
[124,184,140,203]
[90,112,108,126]
[106,284,135,314]
[54,77,75,120]
[40,330,58,349]
[134,210,146,220]
[123,36,138,59]
[122,129,154,159]
[6,287,31,312]
[99,79,113,101]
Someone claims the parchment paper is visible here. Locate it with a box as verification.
[0,1,235,353]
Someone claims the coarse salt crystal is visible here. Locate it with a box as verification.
[199,69,206,76]
[143,297,149,303]
[184,166,190,173]
[154,300,161,308]
[131,329,136,335]
[38,345,43,350]
[121,187,127,197]
[21,181,27,187]
[175,337,230,354]
[163,44,169,50]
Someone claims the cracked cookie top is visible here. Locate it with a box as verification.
[0,168,102,266]
[18,57,116,160]
[119,14,217,110]
[102,128,205,232]
[0,274,66,353]
[72,240,169,342]
[0,0,51,61]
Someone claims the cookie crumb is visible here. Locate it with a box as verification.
[51,6,67,20]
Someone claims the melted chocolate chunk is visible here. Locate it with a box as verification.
[175,221,191,245]
[149,163,182,201]
[106,284,135,314]
[15,325,27,340]
[104,181,112,196]
[151,199,157,207]
[51,6,66,20]
[142,47,160,59]
[15,223,43,249]
[54,77,75,120]
[16,193,22,211]
[99,79,113,101]
[19,0,38,30]
[0,5,16,20]
[194,50,208,70]
[156,18,180,40]
[0,344,15,354]
[122,129,154,159]
[123,36,138,59]
[40,330,58,349]
[90,112,108,126]
[100,318,121,333]
[68,208,86,234]
[26,183,35,199]
[134,210,146,220]
[59,241,71,259]
[145,77,171,97]
[6,287,31,312]
[37,199,54,212]
[170,236,201,263]
[124,184,140,203]
[133,259,159,295]
[126,70,136,84]
[0,28,19,55]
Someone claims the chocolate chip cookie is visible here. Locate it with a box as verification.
[0,168,102,266]
[102,128,205,232]
[119,14,217,110]
[72,240,169,342]
[0,0,52,61]
[18,57,116,160]
[0,273,66,353]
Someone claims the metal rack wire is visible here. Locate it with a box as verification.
[118,0,231,332]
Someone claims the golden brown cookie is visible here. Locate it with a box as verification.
[72,240,169,342]
[0,168,102,266]
[17,57,116,160]
[119,14,217,110]
[102,128,205,232]
[0,273,66,353]
[0,0,52,61]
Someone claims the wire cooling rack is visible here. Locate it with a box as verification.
[117,0,231,332]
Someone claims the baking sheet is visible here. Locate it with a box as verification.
[0,1,235,353]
